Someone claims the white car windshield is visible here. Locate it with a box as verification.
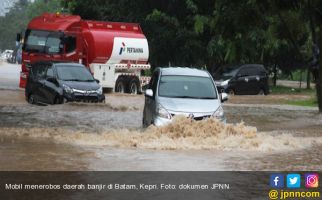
[158,75,217,99]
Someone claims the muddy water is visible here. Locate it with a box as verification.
[0,90,322,171]
[0,136,91,170]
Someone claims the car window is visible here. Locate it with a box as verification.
[32,64,47,80]
[46,66,54,78]
[248,67,259,76]
[158,75,217,99]
[221,68,239,80]
[238,68,249,77]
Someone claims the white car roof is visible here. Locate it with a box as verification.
[160,67,210,77]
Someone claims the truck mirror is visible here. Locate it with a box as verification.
[16,33,21,42]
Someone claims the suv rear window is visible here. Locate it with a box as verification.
[46,66,54,78]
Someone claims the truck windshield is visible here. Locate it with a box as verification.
[56,65,95,82]
[158,75,217,99]
[23,29,63,54]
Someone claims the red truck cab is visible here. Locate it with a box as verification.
[20,13,150,92]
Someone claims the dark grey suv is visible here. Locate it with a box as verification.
[25,62,105,105]
[215,64,269,95]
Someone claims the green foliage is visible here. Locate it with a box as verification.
[2,0,322,110]
[193,15,208,34]
[0,0,63,51]
[27,0,62,19]
[0,0,318,74]
[290,70,308,82]
[64,0,313,72]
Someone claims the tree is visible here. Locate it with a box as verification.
[64,0,322,111]
[0,0,63,51]
[271,0,322,111]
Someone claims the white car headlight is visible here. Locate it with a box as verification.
[97,86,103,94]
[220,79,230,86]
[156,104,172,119]
[63,84,73,94]
[212,106,224,118]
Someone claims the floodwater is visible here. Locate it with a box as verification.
[0,62,321,171]
[0,89,321,171]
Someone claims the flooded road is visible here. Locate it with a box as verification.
[0,90,321,171]
[0,63,321,171]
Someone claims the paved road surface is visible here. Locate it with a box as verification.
[0,62,20,90]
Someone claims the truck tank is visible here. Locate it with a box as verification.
[80,20,149,65]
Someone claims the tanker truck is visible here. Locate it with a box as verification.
[18,12,151,94]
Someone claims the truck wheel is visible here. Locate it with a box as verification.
[115,77,126,93]
[128,77,140,95]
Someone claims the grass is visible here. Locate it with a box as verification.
[285,98,318,107]
[270,86,317,107]
[270,85,315,95]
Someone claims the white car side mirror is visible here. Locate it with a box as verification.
[221,92,228,102]
[145,89,153,97]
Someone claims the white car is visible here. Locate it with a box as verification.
[143,67,228,127]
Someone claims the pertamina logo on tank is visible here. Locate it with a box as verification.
[119,42,144,55]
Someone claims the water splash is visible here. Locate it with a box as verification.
[1,116,321,152]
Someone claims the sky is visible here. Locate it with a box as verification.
[0,0,35,16]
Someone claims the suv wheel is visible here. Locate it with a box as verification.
[228,89,235,95]
[28,94,37,104]
[53,96,61,104]
[258,89,265,95]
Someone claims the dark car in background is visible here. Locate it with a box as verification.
[214,64,269,95]
[25,62,105,105]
